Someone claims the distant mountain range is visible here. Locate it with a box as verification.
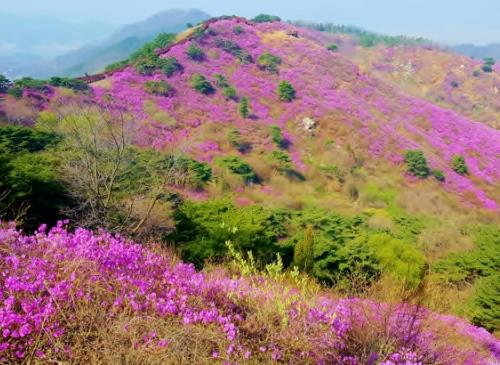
[2,9,210,79]
[452,43,500,60]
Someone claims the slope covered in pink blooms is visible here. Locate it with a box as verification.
[1,222,499,364]
[90,17,500,211]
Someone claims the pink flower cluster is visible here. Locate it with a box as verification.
[0,222,499,364]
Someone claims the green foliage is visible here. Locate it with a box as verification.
[293,224,315,272]
[292,21,430,48]
[451,155,468,175]
[216,156,258,184]
[214,38,252,63]
[326,44,338,52]
[268,150,293,169]
[157,57,183,77]
[7,87,23,98]
[228,129,251,153]
[434,226,499,331]
[239,96,250,118]
[277,80,296,102]
[168,199,288,267]
[190,74,214,95]
[186,43,205,61]
[252,14,281,23]
[269,125,287,148]
[0,126,66,230]
[0,74,10,93]
[144,80,175,97]
[481,64,493,73]
[432,169,445,182]
[130,33,177,75]
[257,52,282,73]
[483,57,495,66]
[223,86,238,100]
[104,59,129,72]
[467,275,500,332]
[48,77,90,92]
[233,25,244,34]
[213,73,229,88]
[404,150,430,178]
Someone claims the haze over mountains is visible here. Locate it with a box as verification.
[1,9,210,78]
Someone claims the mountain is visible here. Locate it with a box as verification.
[84,17,499,212]
[453,43,500,60]
[0,12,115,58]
[10,9,211,78]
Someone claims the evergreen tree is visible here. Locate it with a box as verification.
[294,224,314,272]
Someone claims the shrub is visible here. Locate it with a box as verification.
[223,86,238,100]
[326,44,338,52]
[190,74,214,95]
[277,80,296,102]
[482,64,493,73]
[157,57,183,77]
[12,77,50,94]
[186,43,205,61]
[252,14,281,23]
[233,25,244,34]
[293,224,315,272]
[213,74,229,88]
[268,150,293,169]
[228,128,251,153]
[467,275,499,332]
[214,38,252,63]
[269,125,287,148]
[144,80,175,97]
[7,87,23,98]
[130,33,177,74]
[257,53,282,73]
[49,77,90,92]
[432,169,445,182]
[216,156,258,183]
[168,199,286,267]
[472,70,481,77]
[105,59,129,72]
[239,96,250,117]
[0,74,10,93]
[451,155,468,175]
[450,80,459,88]
[483,57,495,66]
[404,150,430,178]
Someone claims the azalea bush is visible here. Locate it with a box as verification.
[0,223,498,364]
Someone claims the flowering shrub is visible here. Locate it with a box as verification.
[0,223,499,364]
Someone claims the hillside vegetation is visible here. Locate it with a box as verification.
[0,15,499,364]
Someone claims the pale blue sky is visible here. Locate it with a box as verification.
[3,0,500,44]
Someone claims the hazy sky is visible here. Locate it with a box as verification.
[3,0,500,44]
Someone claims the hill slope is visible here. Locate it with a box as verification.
[90,17,499,212]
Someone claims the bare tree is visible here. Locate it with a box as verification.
[48,99,187,239]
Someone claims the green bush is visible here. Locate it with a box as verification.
[467,275,499,332]
[228,129,251,153]
[293,225,315,272]
[49,77,90,92]
[451,155,468,175]
[157,57,183,77]
[168,199,288,267]
[252,14,281,23]
[0,74,10,93]
[190,74,214,95]
[186,43,205,61]
[277,80,296,102]
[326,44,338,52]
[404,150,430,178]
[128,33,177,75]
[257,53,282,73]
[269,125,287,148]
[233,25,244,34]
[214,38,252,63]
[144,80,175,96]
[0,126,66,230]
[482,64,493,73]
[7,87,23,98]
[223,86,238,100]
[105,59,129,72]
[239,96,250,117]
[268,150,292,169]
[216,156,258,184]
[483,57,495,66]
[432,169,445,182]
[213,73,229,88]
